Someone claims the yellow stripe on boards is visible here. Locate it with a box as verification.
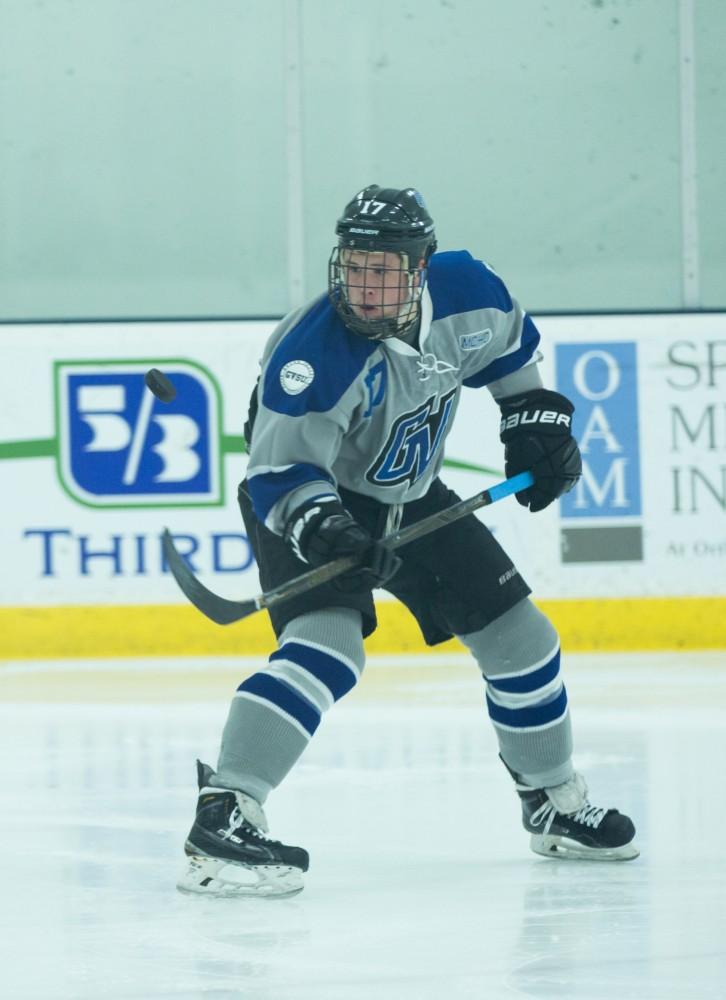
[0,597,725,660]
[1,604,274,659]
[369,598,726,653]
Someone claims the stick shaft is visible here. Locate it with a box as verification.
[260,470,533,610]
[163,470,533,625]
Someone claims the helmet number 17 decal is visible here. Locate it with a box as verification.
[358,198,387,215]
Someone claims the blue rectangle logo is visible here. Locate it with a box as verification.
[56,360,223,508]
[556,342,641,518]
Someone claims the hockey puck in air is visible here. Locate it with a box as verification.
[144,368,176,403]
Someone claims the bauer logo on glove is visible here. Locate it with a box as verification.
[499,408,572,433]
[499,388,582,513]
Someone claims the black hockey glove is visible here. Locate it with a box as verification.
[499,388,582,512]
[283,499,402,592]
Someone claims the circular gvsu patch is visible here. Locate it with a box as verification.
[280,359,314,395]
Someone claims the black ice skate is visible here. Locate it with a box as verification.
[177,760,309,898]
[504,759,639,861]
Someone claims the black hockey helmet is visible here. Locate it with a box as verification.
[335,185,437,262]
[328,185,437,340]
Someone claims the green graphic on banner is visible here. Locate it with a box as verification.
[0,359,501,508]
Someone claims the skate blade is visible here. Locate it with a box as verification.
[177,854,305,898]
[530,833,640,862]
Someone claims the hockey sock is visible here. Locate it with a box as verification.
[458,598,574,788]
[211,608,365,802]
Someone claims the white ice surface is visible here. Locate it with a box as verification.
[1,651,725,999]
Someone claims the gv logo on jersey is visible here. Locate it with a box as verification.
[366,387,457,488]
[55,360,223,508]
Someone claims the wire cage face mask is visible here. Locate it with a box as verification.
[328,247,426,341]
[328,185,437,339]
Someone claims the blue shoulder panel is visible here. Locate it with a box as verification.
[427,251,514,320]
[262,297,378,416]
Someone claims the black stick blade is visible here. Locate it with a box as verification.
[161,529,258,625]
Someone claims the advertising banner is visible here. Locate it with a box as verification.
[447,313,726,600]
[1,314,724,654]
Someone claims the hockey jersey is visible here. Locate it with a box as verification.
[246,250,541,532]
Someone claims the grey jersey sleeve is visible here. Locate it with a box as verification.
[244,296,376,534]
[487,356,544,400]
[246,400,349,533]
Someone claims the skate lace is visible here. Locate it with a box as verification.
[218,805,279,844]
[570,802,607,828]
[530,799,606,833]
[225,805,275,843]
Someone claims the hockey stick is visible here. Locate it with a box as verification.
[162,470,534,626]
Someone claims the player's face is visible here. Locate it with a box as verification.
[340,250,419,323]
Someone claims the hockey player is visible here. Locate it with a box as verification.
[178,185,638,898]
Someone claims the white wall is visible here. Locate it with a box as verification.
[0,0,725,319]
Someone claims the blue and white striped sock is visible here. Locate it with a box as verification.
[459,599,574,788]
[212,608,364,802]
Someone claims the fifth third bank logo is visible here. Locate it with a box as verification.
[56,360,223,507]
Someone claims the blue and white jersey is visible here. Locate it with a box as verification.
[247,250,542,532]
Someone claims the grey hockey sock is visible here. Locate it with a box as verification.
[458,598,573,788]
[212,608,365,803]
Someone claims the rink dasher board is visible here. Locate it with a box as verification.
[0,313,724,656]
